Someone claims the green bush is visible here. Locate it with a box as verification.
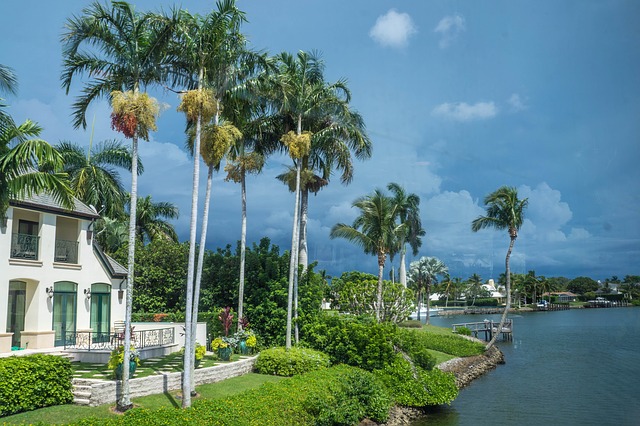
[411,331,485,357]
[472,298,499,306]
[374,355,458,407]
[454,326,472,336]
[77,365,391,425]
[394,328,436,370]
[398,320,423,328]
[301,314,397,371]
[255,347,330,376]
[0,354,73,416]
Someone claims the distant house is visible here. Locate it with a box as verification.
[1,194,126,354]
[543,291,578,302]
[483,279,506,302]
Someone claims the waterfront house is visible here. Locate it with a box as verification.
[0,194,127,354]
[542,291,578,302]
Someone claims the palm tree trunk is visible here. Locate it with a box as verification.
[286,115,303,350]
[298,188,308,271]
[190,164,213,395]
[118,133,137,412]
[237,170,247,330]
[486,236,516,350]
[399,246,407,287]
[425,281,432,325]
[376,252,385,322]
[416,288,422,321]
[182,76,204,407]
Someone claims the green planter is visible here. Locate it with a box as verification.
[114,360,137,380]
[218,346,233,361]
[238,340,249,355]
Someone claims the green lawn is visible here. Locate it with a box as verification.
[1,373,283,425]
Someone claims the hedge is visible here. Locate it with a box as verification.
[76,365,392,425]
[255,347,330,376]
[0,354,73,416]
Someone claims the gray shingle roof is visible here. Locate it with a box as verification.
[10,193,100,219]
[93,243,127,278]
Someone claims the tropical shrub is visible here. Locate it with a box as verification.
[411,332,485,357]
[454,326,472,336]
[398,320,423,328]
[301,314,397,371]
[76,365,391,425]
[0,354,73,416]
[394,328,437,370]
[472,298,499,306]
[374,355,458,406]
[255,347,330,376]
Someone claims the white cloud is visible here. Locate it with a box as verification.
[507,93,527,112]
[369,9,417,48]
[434,14,466,49]
[432,101,497,121]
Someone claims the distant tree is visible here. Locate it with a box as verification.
[407,256,448,324]
[131,195,179,243]
[466,273,488,306]
[567,276,599,295]
[472,186,528,349]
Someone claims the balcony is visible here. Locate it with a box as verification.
[55,238,79,263]
[10,233,39,260]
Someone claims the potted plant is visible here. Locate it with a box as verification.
[180,342,207,368]
[108,345,140,380]
[234,329,257,355]
[211,336,237,361]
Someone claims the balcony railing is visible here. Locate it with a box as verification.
[10,233,39,260]
[55,238,79,263]
[62,327,176,351]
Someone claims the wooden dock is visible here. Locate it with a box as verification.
[452,319,513,342]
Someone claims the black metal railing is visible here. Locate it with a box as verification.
[54,238,79,263]
[10,233,39,260]
[63,327,175,351]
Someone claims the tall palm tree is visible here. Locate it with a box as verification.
[472,186,528,349]
[131,195,178,243]
[387,182,425,287]
[56,140,142,218]
[1,119,74,217]
[407,256,448,324]
[466,273,484,306]
[268,50,356,345]
[61,2,175,410]
[330,188,403,322]
[170,2,253,404]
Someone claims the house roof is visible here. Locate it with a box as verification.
[10,193,100,220]
[93,243,127,279]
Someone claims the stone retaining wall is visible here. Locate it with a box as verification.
[73,356,257,406]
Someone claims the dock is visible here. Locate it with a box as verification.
[452,319,513,342]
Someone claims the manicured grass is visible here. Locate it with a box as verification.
[71,351,246,380]
[1,373,283,425]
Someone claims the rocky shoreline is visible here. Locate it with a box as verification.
[369,345,505,426]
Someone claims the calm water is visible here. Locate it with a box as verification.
[413,308,640,426]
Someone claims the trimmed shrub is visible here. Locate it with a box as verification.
[454,326,472,336]
[411,331,485,357]
[398,320,423,328]
[0,354,73,416]
[77,365,391,425]
[255,347,330,376]
[301,314,397,371]
[374,355,458,407]
[472,298,499,306]
[394,328,437,371]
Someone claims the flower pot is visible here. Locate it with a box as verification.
[218,346,232,361]
[114,360,137,380]
[238,339,249,355]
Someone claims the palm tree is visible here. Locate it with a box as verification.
[61,2,175,410]
[387,182,425,287]
[472,186,528,349]
[131,195,178,243]
[0,64,18,133]
[407,257,448,324]
[466,273,484,306]
[268,50,359,345]
[56,140,142,218]
[1,119,74,217]
[330,188,403,322]
[170,2,254,404]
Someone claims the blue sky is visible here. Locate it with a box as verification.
[3,1,639,281]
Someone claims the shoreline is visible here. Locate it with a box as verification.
[371,345,505,426]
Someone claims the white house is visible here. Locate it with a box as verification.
[0,194,127,354]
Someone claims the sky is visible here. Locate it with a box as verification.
[2,0,639,281]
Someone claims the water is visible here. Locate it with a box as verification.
[413,308,640,426]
